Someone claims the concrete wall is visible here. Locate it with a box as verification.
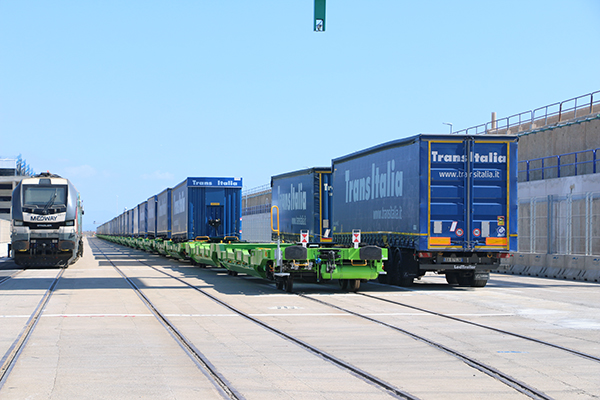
[500,253,600,282]
[518,114,600,162]
[518,173,600,198]
[498,127,600,283]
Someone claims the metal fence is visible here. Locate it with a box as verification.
[453,90,600,136]
[518,192,600,256]
[518,148,599,182]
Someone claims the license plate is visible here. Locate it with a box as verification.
[444,257,464,263]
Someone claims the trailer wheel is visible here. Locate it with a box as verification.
[399,274,414,287]
[385,249,402,285]
[457,272,473,286]
[471,277,488,287]
[445,272,458,285]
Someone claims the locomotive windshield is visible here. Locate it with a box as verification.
[23,185,68,207]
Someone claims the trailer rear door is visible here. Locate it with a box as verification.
[428,138,511,251]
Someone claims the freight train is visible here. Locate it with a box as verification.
[97,176,387,292]
[11,172,84,267]
[98,133,517,289]
[271,133,518,287]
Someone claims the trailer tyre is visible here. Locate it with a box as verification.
[471,278,488,287]
[445,272,458,285]
[385,249,402,285]
[397,250,414,287]
[457,272,473,286]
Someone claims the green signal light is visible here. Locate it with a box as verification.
[314,0,326,32]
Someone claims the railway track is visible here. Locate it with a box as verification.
[299,292,558,400]
[0,269,65,388]
[356,292,600,364]
[91,239,415,400]
[93,238,600,399]
[0,270,23,286]
[91,241,243,400]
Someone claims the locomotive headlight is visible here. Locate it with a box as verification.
[65,220,75,226]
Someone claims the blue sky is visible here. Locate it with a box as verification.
[2,1,599,231]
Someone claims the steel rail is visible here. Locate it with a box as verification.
[93,238,418,400]
[359,292,600,364]
[0,268,65,388]
[299,293,553,400]
[91,241,243,400]
[0,270,23,286]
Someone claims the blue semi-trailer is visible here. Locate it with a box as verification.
[171,177,242,241]
[147,195,157,238]
[156,188,172,239]
[331,133,518,287]
[271,167,333,243]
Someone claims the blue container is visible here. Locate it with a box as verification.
[147,195,157,239]
[127,209,134,237]
[156,188,172,239]
[133,205,140,237]
[137,201,147,237]
[331,134,518,252]
[171,177,242,242]
[271,167,332,243]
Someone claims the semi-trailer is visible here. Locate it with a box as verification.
[156,188,172,239]
[270,167,332,243]
[331,133,518,287]
[147,195,157,238]
[171,177,242,242]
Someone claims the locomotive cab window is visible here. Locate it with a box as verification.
[23,185,68,207]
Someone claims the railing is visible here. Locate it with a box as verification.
[242,183,270,197]
[453,90,600,136]
[242,204,271,216]
[518,148,599,182]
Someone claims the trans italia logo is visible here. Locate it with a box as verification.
[431,150,507,163]
[277,184,307,211]
[344,160,403,204]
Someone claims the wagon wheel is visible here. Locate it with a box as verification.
[338,279,349,291]
[348,279,360,292]
[285,275,294,293]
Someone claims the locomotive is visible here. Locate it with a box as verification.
[11,172,83,267]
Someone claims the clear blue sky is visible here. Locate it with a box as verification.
[2,1,599,231]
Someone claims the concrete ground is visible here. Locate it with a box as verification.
[0,237,598,399]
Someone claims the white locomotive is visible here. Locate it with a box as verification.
[11,172,83,267]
